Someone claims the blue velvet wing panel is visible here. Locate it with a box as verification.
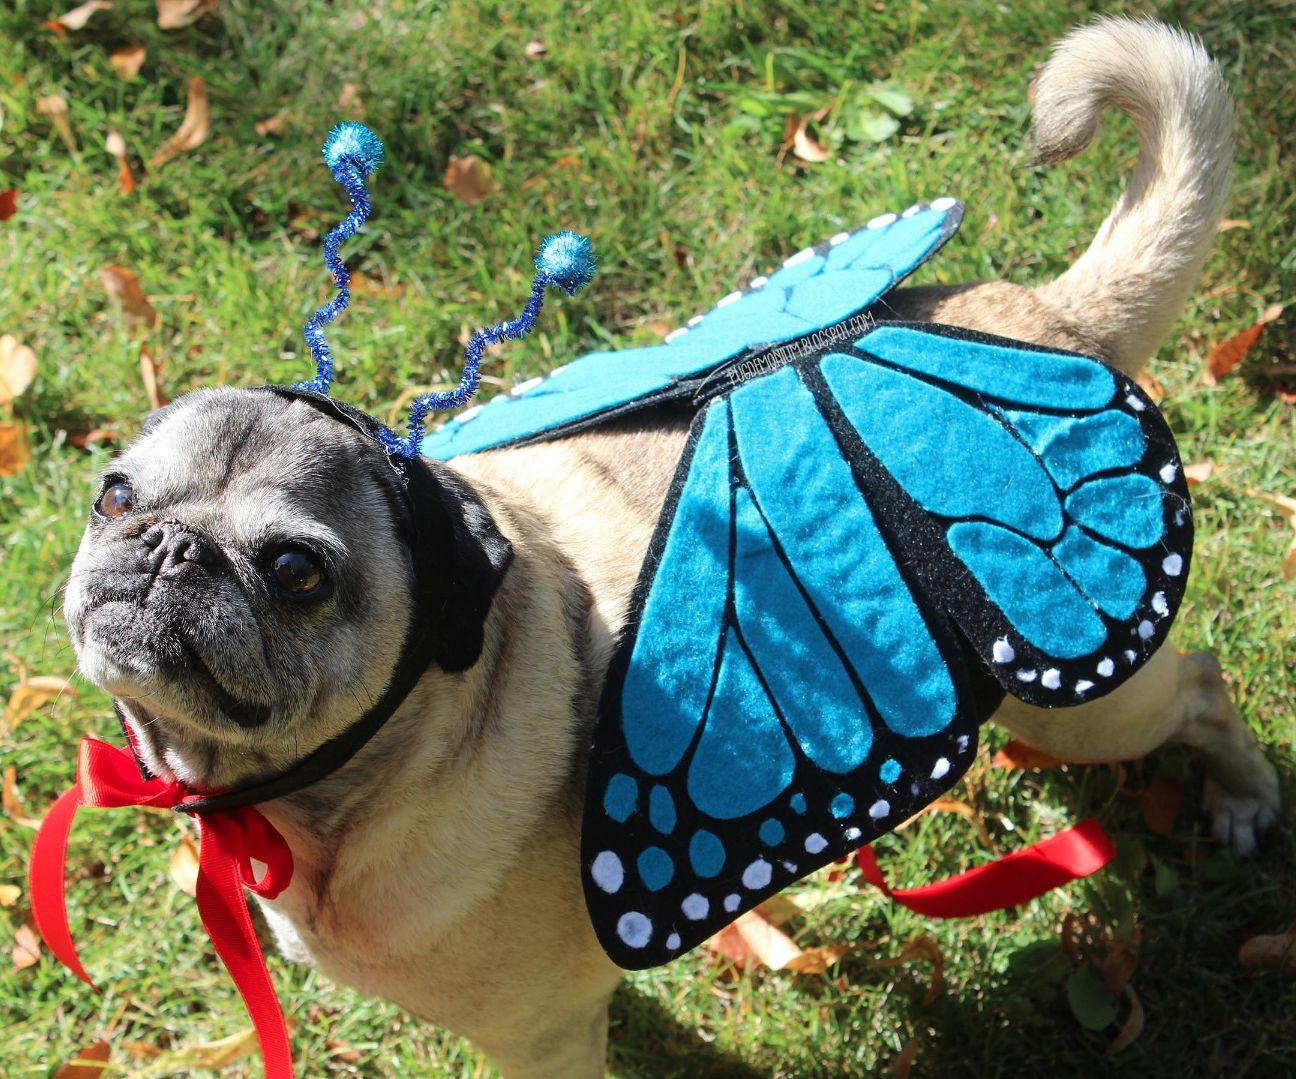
[421,200,963,460]
[812,323,1193,706]
[582,367,991,970]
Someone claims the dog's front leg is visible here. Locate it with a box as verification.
[990,642,1280,854]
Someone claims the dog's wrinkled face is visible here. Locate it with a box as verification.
[64,387,417,788]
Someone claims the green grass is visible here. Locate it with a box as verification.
[2,0,1293,1075]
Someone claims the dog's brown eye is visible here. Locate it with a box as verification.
[272,549,324,596]
[95,481,135,519]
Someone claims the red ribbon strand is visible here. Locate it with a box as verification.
[29,738,295,1079]
[855,817,1116,917]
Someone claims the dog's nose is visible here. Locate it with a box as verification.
[141,522,226,578]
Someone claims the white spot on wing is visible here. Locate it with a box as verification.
[868,800,890,820]
[1151,591,1169,616]
[742,859,772,890]
[664,328,687,343]
[867,212,897,229]
[1162,553,1183,577]
[1138,620,1155,640]
[931,758,951,780]
[828,232,849,246]
[1160,463,1178,483]
[510,376,542,396]
[749,275,768,288]
[1016,669,1038,683]
[454,404,483,425]
[844,826,862,842]
[1075,680,1094,694]
[616,911,652,948]
[783,248,815,268]
[681,893,708,920]
[992,638,1015,664]
[723,893,741,913]
[666,932,681,950]
[1041,669,1062,690]
[930,196,957,211]
[1097,657,1115,678]
[716,290,742,308]
[1126,394,1146,411]
[591,851,623,893]
[687,314,704,327]
[805,833,828,854]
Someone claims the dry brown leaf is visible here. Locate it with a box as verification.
[787,116,831,163]
[255,112,288,137]
[0,422,30,476]
[1238,924,1296,970]
[1217,218,1251,232]
[1134,370,1165,404]
[1106,985,1145,1055]
[105,130,136,194]
[1204,304,1283,385]
[1139,776,1182,837]
[3,765,44,828]
[1183,461,1216,485]
[1097,930,1141,993]
[56,1,112,30]
[156,0,217,29]
[1251,491,1296,582]
[101,265,159,331]
[731,908,803,969]
[169,832,200,896]
[753,893,802,927]
[139,343,167,410]
[52,1039,111,1078]
[0,334,37,403]
[149,76,209,169]
[4,673,76,733]
[0,883,20,907]
[325,1038,362,1063]
[898,934,945,1004]
[524,40,548,58]
[67,426,119,449]
[0,188,16,221]
[37,94,78,154]
[783,944,851,974]
[992,738,1065,771]
[11,923,41,971]
[121,1042,162,1060]
[443,155,497,206]
[109,44,147,79]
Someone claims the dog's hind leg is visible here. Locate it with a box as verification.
[990,643,1280,855]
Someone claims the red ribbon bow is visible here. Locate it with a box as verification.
[29,738,295,1079]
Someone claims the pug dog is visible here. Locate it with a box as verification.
[61,17,1280,1079]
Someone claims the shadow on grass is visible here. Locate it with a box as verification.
[608,983,769,1079]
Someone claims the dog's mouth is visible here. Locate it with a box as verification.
[77,597,274,733]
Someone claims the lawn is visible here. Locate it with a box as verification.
[1,0,1293,1075]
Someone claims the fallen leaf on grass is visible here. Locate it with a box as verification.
[156,0,217,29]
[782,943,852,974]
[105,130,136,194]
[443,155,497,206]
[3,766,44,827]
[1139,776,1182,837]
[707,908,803,971]
[120,1042,161,1060]
[37,95,78,154]
[993,738,1065,771]
[52,1039,110,1078]
[0,883,20,907]
[1217,218,1251,232]
[109,44,147,79]
[149,76,209,169]
[0,188,17,221]
[1250,491,1296,582]
[784,115,831,163]
[4,672,76,733]
[147,1026,258,1070]
[1106,984,1145,1055]
[140,343,167,410]
[55,1,113,30]
[255,112,288,137]
[325,1038,362,1063]
[1204,304,1283,385]
[101,265,158,331]
[1238,924,1296,970]
[11,923,41,970]
[67,427,119,449]
[524,40,548,59]
[1183,461,1216,485]
[169,832,199,896]
[0,422,30,476]
[1134,370,1165,404]
[0,334,37,403]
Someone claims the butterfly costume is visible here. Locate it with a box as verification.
[420,200,1193,971]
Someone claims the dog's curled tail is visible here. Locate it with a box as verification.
[1032,16,1233,374]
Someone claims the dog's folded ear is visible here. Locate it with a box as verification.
[403,456,514,673]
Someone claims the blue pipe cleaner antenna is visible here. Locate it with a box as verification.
[298,122,385,394]
[378,230,597,460]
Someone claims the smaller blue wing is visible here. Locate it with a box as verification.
[581,322,1193,969]
[421,200,963,459]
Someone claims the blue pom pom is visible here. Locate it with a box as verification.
[323,122,385,178]
[535,231,596,294]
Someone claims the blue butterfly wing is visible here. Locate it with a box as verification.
[421,201,963,460]
[582,323,1192,968]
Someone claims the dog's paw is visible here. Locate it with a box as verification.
[1203,768,1281,857]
